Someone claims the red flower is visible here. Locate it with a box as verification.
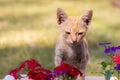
[34,73,48,80]
[54,63,71,71]
[111,54,120,64]
[19,59,41,70]
[8,59,82,80]
[69,67,82,77]
[54,62,82,77]
[8,59,41,79]
[27,70,37,79]
[27,68,52,80]
[9,68,19,79]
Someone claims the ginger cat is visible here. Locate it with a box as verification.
[54,8,93,80]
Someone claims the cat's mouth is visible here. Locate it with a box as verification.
[69,41,80,46]
[71,40,83,46]
[72,41,78,45]
[65,39,81,46]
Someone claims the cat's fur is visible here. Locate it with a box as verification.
[54,8,93,80]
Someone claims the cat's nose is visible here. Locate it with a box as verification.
[72,37,77,44]
[72,40,77,44]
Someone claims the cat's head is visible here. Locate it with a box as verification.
[57,8,93,45]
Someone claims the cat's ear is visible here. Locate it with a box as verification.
[81,10,93,27]
[57,8,68,25]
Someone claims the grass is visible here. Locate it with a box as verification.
[0,0,120,78]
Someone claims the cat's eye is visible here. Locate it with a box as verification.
[78,32,84,35]
[66,32,71,34]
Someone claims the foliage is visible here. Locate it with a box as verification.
[99,42,120,80]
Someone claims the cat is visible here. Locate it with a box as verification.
[54,8,93,80]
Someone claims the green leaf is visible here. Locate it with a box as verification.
[105,70,112,80]
[101,61,107,69]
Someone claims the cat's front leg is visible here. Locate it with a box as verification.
[76,75,85,80]
[76,60,87,80]
[54,49,63,67]
[54,55,62,67]
[76,69,85,80]
[54,52,64,80]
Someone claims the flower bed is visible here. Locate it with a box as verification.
[3,59,82,80]
[99,42,120,80]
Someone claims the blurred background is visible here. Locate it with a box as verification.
[0,0,120,78]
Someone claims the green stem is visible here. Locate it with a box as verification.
[118,71,120,80]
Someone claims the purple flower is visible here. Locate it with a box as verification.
[53,70,67,75]
[111,46,116,52]
[117,46,120,49]
[47,78,52,80]
[99,42,120,54]
[114,64,120,70]
[104,47,111,54]
[99,42,112,54]
[47,70,67,78]
[99,42,112,46]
